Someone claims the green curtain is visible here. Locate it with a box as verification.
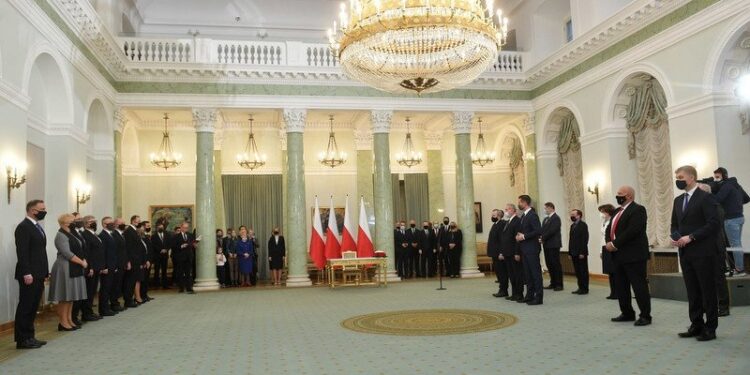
[556,114,581,176]
[626,79,668,159]
[509,137,524,187]
[222,174,283,281]
[404,173,430,223]
[391,174,406,223]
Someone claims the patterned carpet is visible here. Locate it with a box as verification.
[0,276,748,375]
[341,309,517,336]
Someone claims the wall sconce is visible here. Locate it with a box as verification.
[4,158,27,204]
[587,182,600,204]
[75,183,92,213]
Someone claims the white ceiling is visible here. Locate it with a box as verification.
[129,0,340,41]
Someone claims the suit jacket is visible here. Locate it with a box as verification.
[671,188,720,259]
[82,229,105,271]
[113,230,128,269]
[394,229,409,250]
[124,226,145,266]
[568,220,589,257]
[151,231,171,260]
[500,216,521,257]
[61,230,86,278]
[171,231,195,264]
[406,228,419,252]
[437,225,451,250]
[447,230,463,252]
[14,218,49,280]
[605,202,650,264]
[143,235,153,264]
[486,220,505,258]
[268,236,286,258]
[517,209,542,253]
[98,230,118,272]
[541,213,562,249]
[416,228,436,256]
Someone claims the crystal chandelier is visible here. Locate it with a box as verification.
[396,117,422,168]
[471,117,495,167]
[328,0,509,95]
[149,113,182,170]
[318,115,347,168]
[237,115,267,170]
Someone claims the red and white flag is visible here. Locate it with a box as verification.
[340,195,357,253]
[356,197,374,257]
[324,196,342,259]
[309,196,326,269]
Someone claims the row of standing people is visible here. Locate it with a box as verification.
[214,227,287,287]
[393,218,463,279]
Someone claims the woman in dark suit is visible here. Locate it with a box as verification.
[447,222,463,278]
[267,228,286,286]
[48,214,88,331]
[598,204,617,299]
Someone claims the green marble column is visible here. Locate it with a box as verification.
[371,110,400,282]
[213,149,226,231]
[453,111,483,278]
[281,136,289,235]
[192,108,220,291]
[283,109,312,287]
[425,132,445,222]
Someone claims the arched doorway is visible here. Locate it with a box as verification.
[86,99,115,217]
[544,107,585,217]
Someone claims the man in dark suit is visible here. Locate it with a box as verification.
[122,215,143,308]
[515,195,544,305]
[541,202,564,291]
[98,217,118,316]
[172,222,195,294]
[81,215,104,321]
[568,209,590,295]
[405,220,419,278]
[416,221,436,277]
[501,204,523,301]
[111,218,128,311]
[14,200,50,349]
[151,221,171,289]
[70,213,89,326]
[437,217,451,277]
[672,166,721,341]
[487,209,507,297]
[605,185,652,326]
[140,221,153,302]
[394,221,408,278]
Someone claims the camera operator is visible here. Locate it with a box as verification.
[701,167,750,277]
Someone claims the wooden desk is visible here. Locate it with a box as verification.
[326,257,388,288]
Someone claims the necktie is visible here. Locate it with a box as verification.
[159,233,164,241]
[35,223,45,238]
[183,233,187,242]
[682,193,690,213]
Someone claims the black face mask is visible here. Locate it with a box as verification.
[273,231,279,235]
[105,223,115,231]
[34,210,47,221]
[443,220,449,225]
[410,224,416,228]
[74,220,84,229]
[157,228,164,233]
[570,216,577,222]
[89,223,97,231]
[450,225,457,230]
[68,223,76,231]
[491,217,498,223]
[615,196,627,205]
[675,180,688,190]
[145,227,152,233]
[118,224,126,231]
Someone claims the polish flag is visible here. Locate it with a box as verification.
[340,195,357,253]
[324,196,342,259]
[309,196,326,269]
[356,197,374,257]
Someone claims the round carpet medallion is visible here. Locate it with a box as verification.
[341,309,517,336]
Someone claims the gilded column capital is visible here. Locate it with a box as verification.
[370,110,393,134]
[283,108,307,133]
[192,108,218,133]
[452,111,474,134]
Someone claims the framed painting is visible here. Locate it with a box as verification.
[150,205,194,232]
[474,202,483,233]
[312,207,346,234]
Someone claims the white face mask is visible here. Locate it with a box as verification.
[600,213,607,220]
[504,212,512,220]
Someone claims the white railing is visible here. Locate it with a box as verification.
[117,37,525,73]
[121,38,194,63]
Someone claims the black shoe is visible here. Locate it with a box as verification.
[543,285,554,290]
[82,315,100,322]
[606,295,617,300]
[125,302,139,308]
[517,296,530,303]
[31,338,47,346]
[100,310,117,317]
[57,324,76,332]
[526,299,543,305]
[16,339,42,349]
[634,317,652,326]
[695,331,716,341]
[111,304,124,312]
[553,287,564,291]
[678,327,702,338]
[146,297,155,301]
[577,290,588,295]
[493,292,509,298]
[611,314,636,322]
[187,290,195,294]
[571,289,581,294]
[72,319,83,326]
[718,309,730,317]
